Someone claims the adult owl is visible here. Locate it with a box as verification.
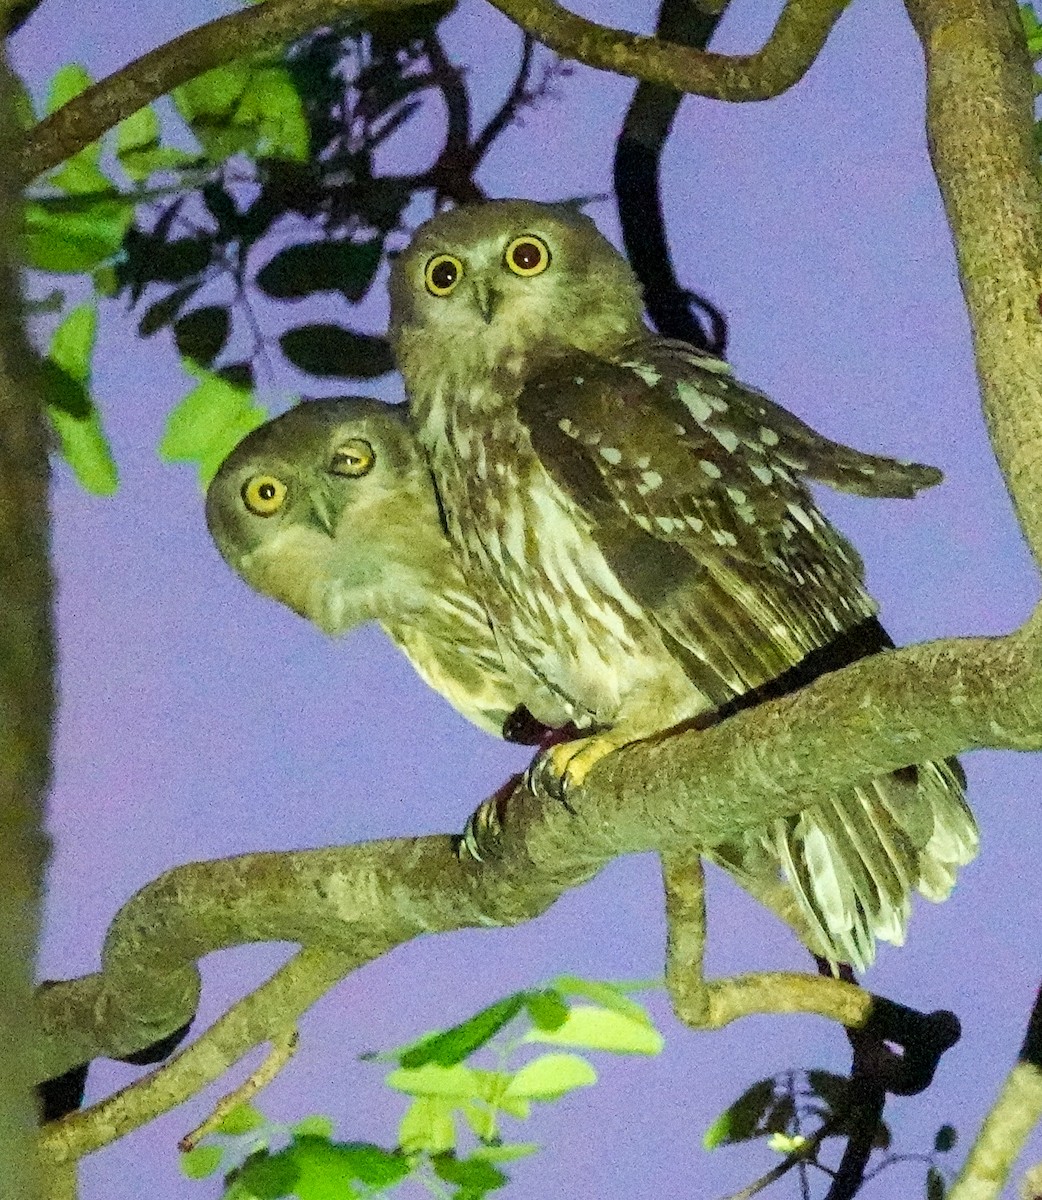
[205,396,528,739]
[205,395,854,957]
[388,198,977,970]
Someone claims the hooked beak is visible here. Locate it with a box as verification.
[307,491,338,538]
[472,280,499,324]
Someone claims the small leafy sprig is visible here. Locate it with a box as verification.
[180,976,663,1199]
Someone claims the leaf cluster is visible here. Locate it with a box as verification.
[180,977,663,1199]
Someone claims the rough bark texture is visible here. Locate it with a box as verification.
[0,47,54,1200]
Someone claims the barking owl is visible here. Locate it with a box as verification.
[205,397,529,739]
[388,198,977,970]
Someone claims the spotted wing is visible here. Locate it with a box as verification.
[518,347,972,971]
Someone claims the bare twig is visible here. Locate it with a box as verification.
[613,0,729,353]
[179,1026,299,1151]
[470,32,535,161]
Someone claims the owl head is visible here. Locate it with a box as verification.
[388,200,646,383]
[206,397,448,634]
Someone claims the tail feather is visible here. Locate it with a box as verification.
[771,757,978,972]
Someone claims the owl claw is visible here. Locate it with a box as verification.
[457,773,520,862]
[525,734,619,806]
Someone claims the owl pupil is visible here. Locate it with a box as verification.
[512,242,541,270]
[258,483,275,500]
[431,260,457,290]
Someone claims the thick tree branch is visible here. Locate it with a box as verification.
[17,0,423,184]
[30,617,1042,1099]
[949,986,1042,1200]
[905,0,1042,563]
[485,0,849,99]
[0,44,53,1200]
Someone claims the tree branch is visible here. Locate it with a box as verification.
[904,0,1042,563]
[29,614,1042,1101]
[949,986,1042,1200]
[17,0,424,184]
[0,43,54,1200]
[485,0,849,100]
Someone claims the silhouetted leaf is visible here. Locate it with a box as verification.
[703,1079,775,1149]
[215,362,254,390]
[201,181,239,230]
[927,1165,946,1200]
[174,305,230,367]
[934,1124,957,1153]
[398,994,527,1069]
[138,284,198,338]
[256,238,383,302]
[279,324,393,378]
[150,236,214,284]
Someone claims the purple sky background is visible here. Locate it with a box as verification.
[13,0,1042,1196]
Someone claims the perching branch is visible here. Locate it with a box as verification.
[0,42,54,1200]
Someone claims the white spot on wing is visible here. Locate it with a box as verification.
[699,460,722,478]
[759,426,780,446]
[787,502,816,532]
[640,470,663,490]
[727,487,747,504]
[600,446,623,465]
[751,464,773,484]
[676,381,713,423]
[623,362,661,387]
[712,427,739,453]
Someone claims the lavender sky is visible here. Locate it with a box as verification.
[13,0,1042,1196]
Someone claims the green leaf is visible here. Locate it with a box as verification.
[397,1096,457,1155]
[174,305,231,367]
[432,1153,507,1192]
[523,1005,663,1056]
[551,976,656,1026]
[173,59,308,162]
[461,1100,498,1142]
[180,1144,224,1179]
[116,105,160,157]
[524,990,569,1032]
[505,1053,596,1101]
[215,1102,266,1136]
[44,305,118,495]
[115,105,194,181]
[313,1140,411,1189]
[386,1064,482,1099]
[926,1165,946,1200]
[471,1143,539,1164]
[23,200,131,273]
[934,1124,957,1153]
[397,994,527,1069]
[235,1149,300,1198]
[256,240,383,302]
[159,366,267,486]
[45,63,91,114]
[285,1138,367,1200]
[291,1116,335,1140]
[703,1079,775,1149]
[278,324,394,379]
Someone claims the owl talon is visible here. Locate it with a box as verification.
[457,773,520,862]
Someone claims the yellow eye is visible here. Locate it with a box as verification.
[329,438,375,478]
[505,235,550,277]
[242,475,287,517]
[424,254,463,296]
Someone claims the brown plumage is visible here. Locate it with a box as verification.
[389,198,978,970]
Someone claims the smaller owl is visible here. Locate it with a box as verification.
[205,397,534,740]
